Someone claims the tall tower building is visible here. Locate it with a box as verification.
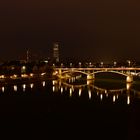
[26,49,29,63]
[53,42,59,62]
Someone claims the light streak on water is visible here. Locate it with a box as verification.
[127,95,130,105]
[79,89,82,96]
[53,86,55,92]
[42,81,46,87]
[61,87,63,93]
[117,94,119,99]
[30,83,34,89]
[22,84,26,92]
[70,88,72,97]
[14,85,17,92]
[113,95,116,102]
[88,90,92,99]
[100,94,103,101]
[2,87,4,92]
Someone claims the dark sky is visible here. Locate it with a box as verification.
[0,0,140,62]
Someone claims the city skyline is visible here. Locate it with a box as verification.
[0,0,140,62]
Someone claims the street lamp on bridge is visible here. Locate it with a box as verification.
[113,61,117,67]
[127,60,131,67]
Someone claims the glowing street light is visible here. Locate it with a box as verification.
[70,63,72,67]
[100,62,103,67]
[127,60,131,67]
[61,63,63,67]
[78,62,81,67]
[113,61,117,67]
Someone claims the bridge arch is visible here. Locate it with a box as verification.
[55,69,133,82]
[94,70,128,77]
[61,70,89,76]
[94,71,133,83]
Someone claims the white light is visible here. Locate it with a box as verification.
[113,95,116,102]
[127,95,130,105]
[70,88,72,97]
[88,90,92,99]
[53,86,55,92]
[79,89,82,96]
[30,73,34,77]
[41,73,46,76]
[42,81,46,87]
[14,85,17,92]
[30,83,34,89]
[52,80,55,85]
[22,84,26,92]
[100,94,103,100]
[21,74,28,78]
[0,75,5,79]
[44,60,48,63]
[22,66,26,70]
[61,87,63,93]
[2,87,4,92]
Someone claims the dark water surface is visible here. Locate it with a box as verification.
[0,79,140,139]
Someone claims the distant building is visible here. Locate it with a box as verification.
[53,42,59,62]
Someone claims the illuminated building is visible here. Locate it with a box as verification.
[53,43,59,62]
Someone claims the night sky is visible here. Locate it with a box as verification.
[0,0,140,62]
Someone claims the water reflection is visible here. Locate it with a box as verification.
[52,79,140,105]
[42,81,46,87]
[69,88,72,97]
[127,95,130,105]
[2,87,4,92]
[61,87,63,93]
[22,84,26,92]
[0,78,139,106]
[88,90,92,99]
[30,83,34,89]
[79,89,82,96]
[113,95,116,102]
[14,85,17,92]
[100,94,103,101]
[53,86,55,92]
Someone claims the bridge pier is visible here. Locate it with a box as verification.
[87,73,95,80]
[87,79,94,85]
[126,75,133,83]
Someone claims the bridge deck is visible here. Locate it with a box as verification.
[54,67,140,71]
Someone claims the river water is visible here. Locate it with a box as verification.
[0,78,140,139]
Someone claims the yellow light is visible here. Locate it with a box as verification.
[10,74,17,79]
[0,75,5,79]
[30,73,34,77]
[14,85,17,91]
[21,74,28,78]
